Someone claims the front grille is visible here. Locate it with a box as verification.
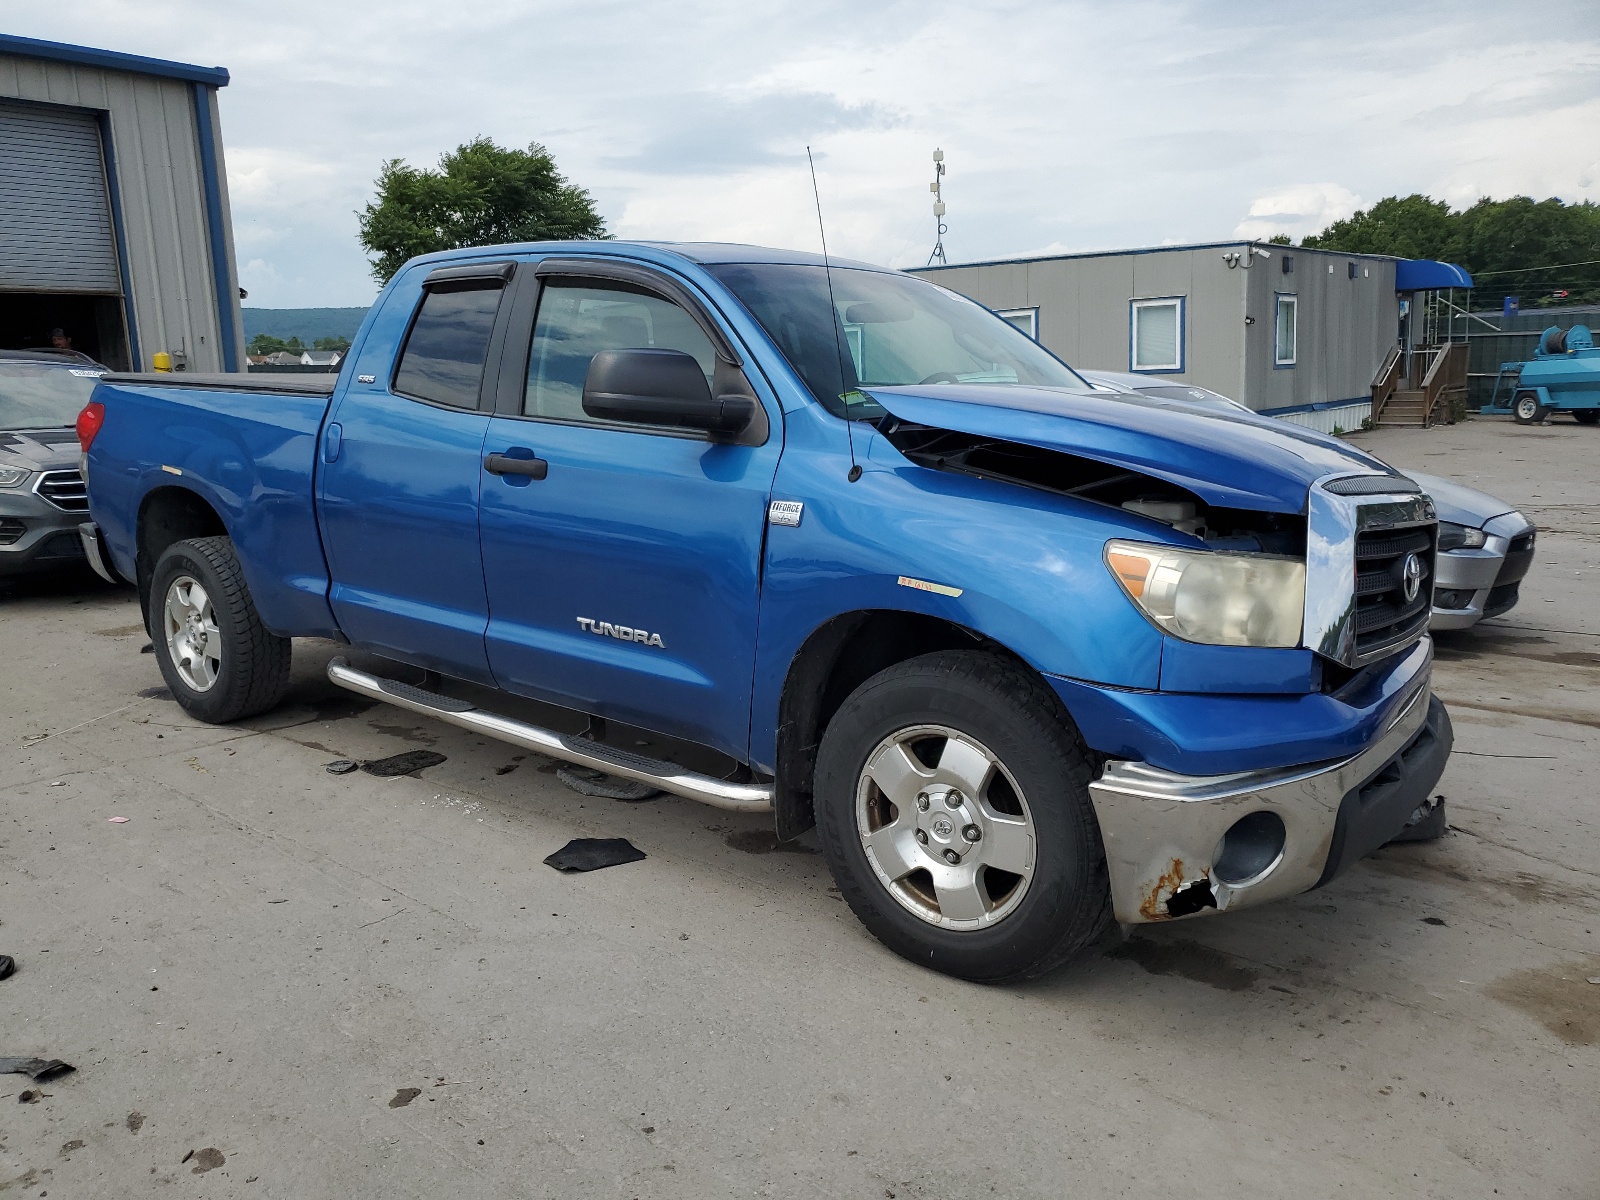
[34,469,88,513]
[1353,523,1435,658]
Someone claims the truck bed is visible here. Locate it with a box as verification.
[87,371,342,639]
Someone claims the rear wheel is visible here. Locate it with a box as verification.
[150,536,291,723]
[1513,393,1549,425]
[814,650,1111,982]
[1573,410,1600,426]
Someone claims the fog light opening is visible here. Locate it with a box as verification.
[1213,811,1287,887]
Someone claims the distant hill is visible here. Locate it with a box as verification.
[242,307,370,344]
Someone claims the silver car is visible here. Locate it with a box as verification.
[0,351,104,577]
[1077,369,1535,631]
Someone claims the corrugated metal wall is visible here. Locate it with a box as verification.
[0,52,243,371]
[916,245,1398,413]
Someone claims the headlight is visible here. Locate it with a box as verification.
[1437,522,1487,552]
[0,465,29,488]
[1105,540,1305,648]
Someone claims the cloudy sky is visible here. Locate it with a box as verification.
[16,1,1600,307]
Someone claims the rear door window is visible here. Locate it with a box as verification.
[393,285,504,408]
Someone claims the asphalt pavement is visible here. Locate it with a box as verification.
[2,415,1596,1197]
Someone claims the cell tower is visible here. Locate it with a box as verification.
[927,148,947,266]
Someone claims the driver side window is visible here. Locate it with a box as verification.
[524,279,716,425]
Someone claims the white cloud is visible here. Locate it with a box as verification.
[1234,184,1364,242]
[9,0,1599,305]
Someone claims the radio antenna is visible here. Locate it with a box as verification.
[806,145,860,482]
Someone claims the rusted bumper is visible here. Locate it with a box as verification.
[1087,676,1446,924]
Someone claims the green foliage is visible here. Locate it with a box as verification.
[248,334,306,356]
[1303,194,1600,307]
[1266,234,1292,245]
[312,336,351,353]
[358,137,608,284]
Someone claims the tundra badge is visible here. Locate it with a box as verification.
[577,617,665,648]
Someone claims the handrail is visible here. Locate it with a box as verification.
[1370,345,1403,421]
[1419,341,1467,427]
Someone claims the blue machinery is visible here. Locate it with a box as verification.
[1485,324,1600,425]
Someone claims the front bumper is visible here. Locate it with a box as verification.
[1086,680,1450,925]
[1430,514,1535,630]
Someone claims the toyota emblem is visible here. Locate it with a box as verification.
[1401,552,1424,603]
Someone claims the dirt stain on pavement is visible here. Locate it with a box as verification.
[137,685,172,700]
[190,1147,225,1174]
[1364,848,1600,911]
[94,623,147,637]
[1485,957,1600,1046]
[1104,936,1260,992]
[389,1088,422,1108]
[369,722,439,746]
[725,830,817,855]
[126,1110,145,1133]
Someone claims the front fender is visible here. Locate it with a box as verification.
[749,413,1169,770]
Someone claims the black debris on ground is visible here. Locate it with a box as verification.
[0,1057,75,1082]
[556,764,662,801]
[543,837,647,873]
[191,1147,225,1174]
[324,759,359,775]
[0,954,14,980]
[360,750,448,778]
[139,642,154,654]
[127,1110,145,1133]
[1422,916,1447,926]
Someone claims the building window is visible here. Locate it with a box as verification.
[997,308,1037,339]
[1130,297,1183,372]
[1274,293,1297,367]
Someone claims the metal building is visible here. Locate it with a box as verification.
[913,241,1414,432]
[0,34,243,372]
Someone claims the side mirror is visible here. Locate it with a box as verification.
[582,348,756,438]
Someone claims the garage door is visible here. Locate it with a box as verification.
[0,101,121,293]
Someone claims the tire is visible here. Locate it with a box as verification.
[814,650,1111,982]
[1387,798,1448,844]
[1512,393,1549,425]
[1573,410,1600,426]
[149,536,291,723]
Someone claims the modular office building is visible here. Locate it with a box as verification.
[913,242,1406,433]
[0,34,244,371]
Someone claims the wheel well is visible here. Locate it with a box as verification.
[773,610,1022,840]
[135,487,227,627]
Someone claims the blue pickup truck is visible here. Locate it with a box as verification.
[78,241,1451,980]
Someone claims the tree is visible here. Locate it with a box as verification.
[248,334,306,356]
[357,137,608,284]
[313,336,351,353]
[1302,194,1600,307]
[1302,194,1456,261]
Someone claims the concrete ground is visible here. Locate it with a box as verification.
[2,416,1597,1198]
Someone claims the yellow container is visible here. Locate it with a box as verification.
[152,351,172,372]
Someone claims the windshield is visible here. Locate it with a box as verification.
[1135,383,1249,412]
[0,362,106,430]
[707,263,1088,417]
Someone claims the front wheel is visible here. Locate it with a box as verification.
[814,651,1111,982]
[150,536,291,723]
[1513,393,1549,425]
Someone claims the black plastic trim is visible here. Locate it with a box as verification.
[423,261,516,291]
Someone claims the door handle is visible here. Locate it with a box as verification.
[484,452,548,480]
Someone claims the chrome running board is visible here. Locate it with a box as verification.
[325,657,773,814]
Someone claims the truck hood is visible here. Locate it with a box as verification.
[865,383,1398,514]
[0,427,81,472]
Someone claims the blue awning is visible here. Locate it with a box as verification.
[1395,259,1473,291]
